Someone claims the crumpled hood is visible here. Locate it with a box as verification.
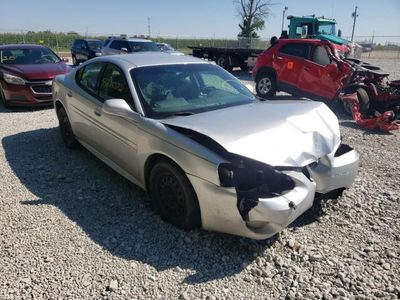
[1,63,70,81]
[161,100,341,167]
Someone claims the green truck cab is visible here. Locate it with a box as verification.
[284,15,360,57]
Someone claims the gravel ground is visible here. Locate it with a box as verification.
[1,61,400,299]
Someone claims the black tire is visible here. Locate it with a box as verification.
[149,161,201,230]
[239,62,250,72]
[343,88,370,117]
[0,86,9,108]
[255,72,277,99]
[216,55,233,72]
[72,55,78,66]
[56,106,80,149]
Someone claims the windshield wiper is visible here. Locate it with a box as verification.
[163,111,195,118]
[172,111,195,116]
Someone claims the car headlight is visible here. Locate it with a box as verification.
[3,73,25,85]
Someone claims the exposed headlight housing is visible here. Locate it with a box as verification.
[218,157,295,220]
[3,73,25,85]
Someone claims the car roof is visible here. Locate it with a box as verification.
[278,38,324,44]
[0,44,49,50]
[96,52,209,68]
[277,39,329,45]
[107,37,153,43]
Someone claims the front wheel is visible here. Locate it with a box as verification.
[255,73,277,99]
[149,161,201,230]
[343,88,370,117]
[57,106,80,149]
[0,86,9,108]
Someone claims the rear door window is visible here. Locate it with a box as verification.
[279,43,311,59]
[76,63,104,96]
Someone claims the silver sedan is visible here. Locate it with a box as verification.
[53,53,359,239]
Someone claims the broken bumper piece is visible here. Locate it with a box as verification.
[246,171,315,236]
[308,144,359,194]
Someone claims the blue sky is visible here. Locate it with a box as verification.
[0,0,399,44]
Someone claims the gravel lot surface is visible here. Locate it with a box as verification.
[1,58,399,299]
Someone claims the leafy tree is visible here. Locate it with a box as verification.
[234,0,272,38]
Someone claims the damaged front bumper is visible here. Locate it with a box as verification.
[187,144,359,240]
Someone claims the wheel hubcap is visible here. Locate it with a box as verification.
[158,174,185,220]
[217,58,225,67]
[258,78,272,94]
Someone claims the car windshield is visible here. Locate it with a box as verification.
[0,47,61,65]
[317,22,336,36]
[87,41,102,50]
[131,64,255,119]
[128,41,160,52]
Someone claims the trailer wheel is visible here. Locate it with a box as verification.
[216,55,232,72]
[343,88,370,117]
[239,62,249,72]
[256,72,277,99]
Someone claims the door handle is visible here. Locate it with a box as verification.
[67,91,73,97]
[276,56,283,60]
[94,109,101,117]
[304,67,310,71]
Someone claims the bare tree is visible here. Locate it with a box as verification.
[234,0,272,38]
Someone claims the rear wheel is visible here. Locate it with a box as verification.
[255,72,277,99]
[149,161,201,230]
[239,62,250,72]
[216,55,233,72]
[57,106,80,149]
[343,88,370,117]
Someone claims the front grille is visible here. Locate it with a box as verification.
[27,79,53,95]
[31,85,52,94]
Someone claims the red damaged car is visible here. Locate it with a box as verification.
[0,44,70,107]
[253,38,400,131]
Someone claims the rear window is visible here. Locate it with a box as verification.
[279,43,311,59]
[87,41,103,50]
[128,41,160,52]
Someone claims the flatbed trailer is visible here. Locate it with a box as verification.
[189,46,264,72]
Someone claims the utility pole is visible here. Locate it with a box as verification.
[351,6,358,42]
[147,17,151,37]
[281,6,288,32]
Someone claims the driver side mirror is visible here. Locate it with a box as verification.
[102,99,135,118]
[120,47,128,53]
[62,57,69,63]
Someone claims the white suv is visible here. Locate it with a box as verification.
[101,36,161,56]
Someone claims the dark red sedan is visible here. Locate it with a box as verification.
[0,44,71,107]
